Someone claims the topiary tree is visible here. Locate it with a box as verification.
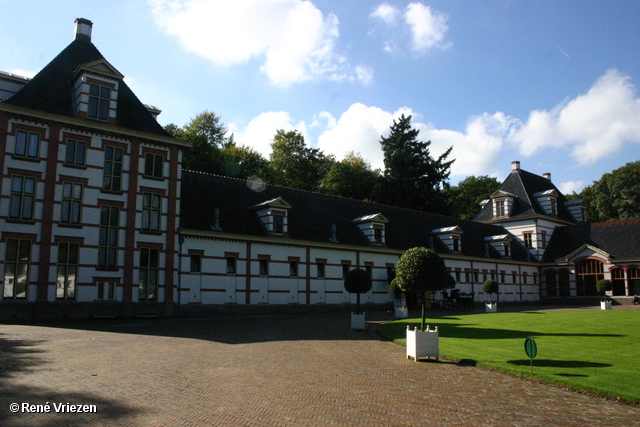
[482,279,499,303]
[389,278,402,300]
[394,247,450,331]
[344,268,373,315]
[596,279,613,301]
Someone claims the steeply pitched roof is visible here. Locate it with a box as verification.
[475,168,575,222]
[3,38,170,138]
[181,171,533,261]
[544,219,640,262]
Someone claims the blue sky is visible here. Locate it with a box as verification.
[3,0,640,193]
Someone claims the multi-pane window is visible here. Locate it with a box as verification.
[144,153,163,178]
[190,255,201,273]
[15,130,40,159]
[98,206,119,268]
[373,227,383,244]
[88,84,110,121]
[139,248,158,300]
[317,262,325,278]
[550,198,557,216]
[56,242,78,299]
[9,176,36,220]
[259,258,269,276]
[97,281,115,299]
[226,257,236,275]
[273,214,284,234]
[523,232,533,248]
[3,239,30,299]
[61,182,82,225]
[65,139,86,166]
[452,236,460,252]
[289,261,299,277]
[495,200,506,217]
[342,264,350,279]
[142,193,161,231]
[504,243,511,258]
[103,146,123,191]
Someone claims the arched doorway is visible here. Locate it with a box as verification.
[611,268,626,296]
[575,259,604,297]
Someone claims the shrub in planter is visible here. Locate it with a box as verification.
[482,279,499,303]
[344,268,372,315]
[596,279,613,301]
[394,247,449,331]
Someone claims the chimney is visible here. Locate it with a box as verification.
[543,173,551,181]
[74,18,93,43]
[511,161,520,173]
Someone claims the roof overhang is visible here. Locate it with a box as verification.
[556,244,611,263]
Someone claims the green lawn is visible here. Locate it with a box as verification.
[377,310,640,403]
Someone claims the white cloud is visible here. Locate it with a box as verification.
[149,0,352,87]
[229,111,308,158]
[558,180,585,195]
[369,2,451,55]
[354,65,374,85]
[510,69,640,164]
[10,69,37,79]
[404,2,452,53]
[317,103,412,170]
[370,3,400,25]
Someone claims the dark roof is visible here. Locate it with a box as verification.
[475,169,575,223]
[181,171,533,262]
[3,38,170,138]
[544,219,640,262]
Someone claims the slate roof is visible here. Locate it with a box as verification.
[2,37,170,138]
[543,219,640,262]
[474,168,576,223]
[181,171,534,262]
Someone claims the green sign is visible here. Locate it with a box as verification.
[524,337,537,359]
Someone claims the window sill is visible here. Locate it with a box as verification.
[58,223,83,229]
[11,155,41,163]
[142,175,165,181]
[100,189,124,196]
[96,266,119,272]
[140,230,163,236]
[6,218,36,225]
[63,163,87,170]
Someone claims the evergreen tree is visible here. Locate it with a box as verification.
[377,115,453,214]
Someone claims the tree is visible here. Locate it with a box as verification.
[344,268,373,315]
[219,144,269,180]
[394,247,450,331]
[377,115,454,214]
[448,175,501,219]
[165,111,234,175]
[596,279,613,301]
[482,279,499,303]
[580,161,640,222]
[266,130,333,191]
[320,151,380,200]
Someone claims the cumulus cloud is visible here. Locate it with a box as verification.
[510,69,640,164]
[149,0,353,87]
[229,111,308,158]
[558,180,585,195]
[369,2,451,54]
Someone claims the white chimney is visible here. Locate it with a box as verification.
[543,173,551,181]
[511,161,520,173]
[74,18,93,43]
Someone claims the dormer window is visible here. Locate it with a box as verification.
[431,226,463,253]
[534,189,559,217]
[251,197,292,237]
[484,234,512,259]
[489,190,516,219]
[88,84,111,121]
[352,213,388,246]
[565,200,586,223]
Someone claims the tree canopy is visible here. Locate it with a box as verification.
[377,115,454,214]
[447,175,501,220]
[344,268,373,314]
[320,151,379,200]
[577,161,640,222]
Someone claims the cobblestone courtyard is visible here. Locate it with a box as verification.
[1,311,639,426]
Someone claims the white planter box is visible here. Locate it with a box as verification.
[394,306,408,319]
[351,312,365,330]
[486,303,498,313]
[601,301,612,311]
[406,326,439,361]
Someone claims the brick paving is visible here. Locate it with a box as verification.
[1,309,640,426]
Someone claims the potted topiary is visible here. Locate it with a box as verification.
[597,279,613,310]
[344,268,372,330]
[482,279,499,312]
[395,247,450,361]
[390,278,408,319]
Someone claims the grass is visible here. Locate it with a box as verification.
[377,310,640,403]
